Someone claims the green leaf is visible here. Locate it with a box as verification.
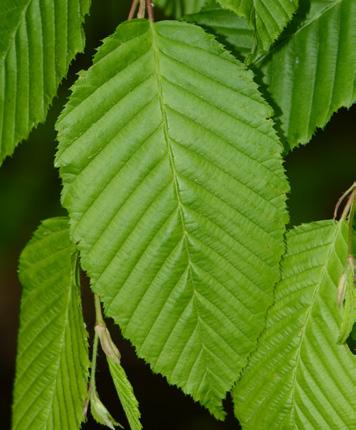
[107,357,142,430]
[216,0,299,54]
[259,0,356,150]
[13,217,89,429]
[233,220,356,429]
[155,0,207,17]
[95,324,142,430]
[56,19,288,418]
[183,1,254,57]
[0,0,90,165]
[90,387,121,430]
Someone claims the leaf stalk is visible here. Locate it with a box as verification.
[128,0,139,20]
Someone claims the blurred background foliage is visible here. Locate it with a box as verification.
[0,1,355,429]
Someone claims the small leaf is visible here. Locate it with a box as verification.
[13,217,89,429]
[233,220,356,430]
[90,388,123,430]
[107,357,142,430]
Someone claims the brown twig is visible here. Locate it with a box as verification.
[128,0,139,19]
[146,0,154,21]
[137,0,146,18]
[333,182,356,220]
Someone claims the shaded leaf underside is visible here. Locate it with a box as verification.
[234,220,356,429]
[13,217,89,429]
[56,19,288,418]
[0,0,90,165]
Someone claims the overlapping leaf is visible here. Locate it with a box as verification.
[217,0,299,54]
[234,220,356,429]
[259,0,356,149]
[155,0,207,17]
[183,1,254,56]
[13,218,89,429]
[56,19,288,418]
[0,0,90,165]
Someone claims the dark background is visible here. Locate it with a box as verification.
[0,1,355,429]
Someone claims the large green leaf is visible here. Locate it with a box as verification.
[13,217,89,429]
[217,0,299,54]
[56,19,288,418]
[233,220,356,429]
[155,0,207,17]
[183,1,254,57]
[259,0,356,150]
[0,0,90,165]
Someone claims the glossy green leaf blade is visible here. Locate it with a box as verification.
[183,1,254,56]
[233,220,356,429]
[56,19,288,418]
[0,0,90,165]
[217,0,298,53]
[260,0,356,150]
[107,357,142,430]
[13,217,89,430]
[155,0,207,17]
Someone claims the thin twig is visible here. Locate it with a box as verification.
[128,0,139,19]
[94,294,105,326]
[137,0,146,18]
[334,182,356,219]
[340,189,356,222]
[346,192,355,255]
[83,330,99,418]
[89,333,99,393]
[84,294,104,417]
[146,0,154,21]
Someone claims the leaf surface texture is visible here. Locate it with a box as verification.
[13,217,89,429]
[260,0,356,149]
[56,19,288,418]
[234,220,356,429]
[0,0,90,164]
[217,0,299,53]
[107,357,142,430]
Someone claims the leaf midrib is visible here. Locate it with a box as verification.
[149,22,193,279]
[149,22,217,399]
